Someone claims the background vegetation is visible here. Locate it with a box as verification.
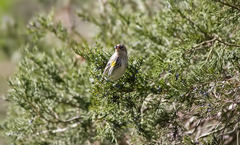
[1,0,240,144]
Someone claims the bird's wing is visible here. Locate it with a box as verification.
[103,61,111,75]
[103,54,116,75]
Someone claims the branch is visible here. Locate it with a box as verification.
[34,123,79,136]
[218,123,239,137]
[186,37,217,53]
[197,127,225,139]
[196,106,239,140]
[213,34,240,47]
[64,116,82,122]
[186,34,240,54]
[50,109,82,123]
[219,107,237,141]
[185,119,202,135]
[217,0,240,12]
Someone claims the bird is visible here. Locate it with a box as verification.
[103,44,128,81]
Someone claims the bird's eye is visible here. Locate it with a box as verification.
[119,46,123,49]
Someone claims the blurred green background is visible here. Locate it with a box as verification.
[0,0,24,120]
[0,0,98,143]
[0,1,43,143]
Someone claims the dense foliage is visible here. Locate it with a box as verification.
[1,0,240,144]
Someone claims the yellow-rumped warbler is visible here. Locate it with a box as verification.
[103,44,128,80]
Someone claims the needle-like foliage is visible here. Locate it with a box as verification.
[1,0,240,144]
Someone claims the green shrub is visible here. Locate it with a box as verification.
[2,0,240,144]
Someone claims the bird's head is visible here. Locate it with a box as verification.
[114,44,127,56]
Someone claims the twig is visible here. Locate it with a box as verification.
[237,130,239,145]
[64,116,82,122]
[219,108,236,141]
[186,119,202,135]
[192,38,217,49]
[186,37,217,53]
[202,45,214,66]
[197,127,225,139]
[52,109,60,120]
[50,109,82,123]
[217,0,240,12]
[186,33,240,54]
[218,123,239,137]
[213,34,240,47]
[34,123,79,136]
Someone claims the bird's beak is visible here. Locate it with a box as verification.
[114,46,119,49]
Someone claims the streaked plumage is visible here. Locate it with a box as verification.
[103,44,128,80]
